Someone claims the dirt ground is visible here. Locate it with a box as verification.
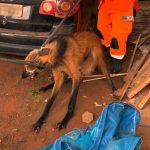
[0,2,150,150]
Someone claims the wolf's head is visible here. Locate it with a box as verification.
[22,37,67,78]
[22,48,50,78]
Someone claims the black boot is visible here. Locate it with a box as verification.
[103,46,110,57]
[110,57,121,73]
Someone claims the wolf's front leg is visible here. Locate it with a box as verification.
[33,70,64,132]
[57,74,81,130]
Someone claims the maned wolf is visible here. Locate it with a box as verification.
[22,32,115,132]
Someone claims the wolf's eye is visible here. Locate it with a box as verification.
[39,48,50,56]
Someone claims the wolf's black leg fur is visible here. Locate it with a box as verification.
[39,83,54,92]
[32,94,57,132]
[57,78,80,130]
[33,70,64,132]
[39,76,70,92]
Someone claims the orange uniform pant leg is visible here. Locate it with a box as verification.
[97,4,111,47]
[97,6,134,59]
[110,10,133,58]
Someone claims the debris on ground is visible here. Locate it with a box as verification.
[94,101,102,107]
[12,129,18,132]
[51,128,55,132]
[102,102,106,106]
[82,111,94,124]
[83,95,88,99]
[44,99,48,103]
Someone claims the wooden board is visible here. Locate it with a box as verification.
[130,56,150,88]
[127,68,150,98]
[138,34,150,47]
[114,48,149,100]
[138,91,150,109]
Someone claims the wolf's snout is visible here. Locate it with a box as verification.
[22,71,29,79]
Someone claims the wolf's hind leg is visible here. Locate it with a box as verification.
[80,53,96,76]
[96,53,116,91]
[57,71,81,130]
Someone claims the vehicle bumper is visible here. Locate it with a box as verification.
[0,0,43,5]
[0,24,76,56]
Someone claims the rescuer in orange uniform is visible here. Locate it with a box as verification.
[97,0,139,73]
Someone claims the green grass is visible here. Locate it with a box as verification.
[29,90,41,102]
[30,90,39,97]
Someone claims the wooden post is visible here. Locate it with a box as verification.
[127,34,142,72]
[138,34,150,47]
[77,0,98,31]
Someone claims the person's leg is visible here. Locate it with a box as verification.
[110,10,133,73]
[97,4,111,56]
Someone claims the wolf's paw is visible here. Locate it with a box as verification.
[56,122,67,130]
[32,121,43,133]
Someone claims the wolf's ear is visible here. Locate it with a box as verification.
[38,48,50,56]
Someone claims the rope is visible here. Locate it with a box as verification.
[41,0,82,48]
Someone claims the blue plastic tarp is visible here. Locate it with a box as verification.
[40,101,142,150]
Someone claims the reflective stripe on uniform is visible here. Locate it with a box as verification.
[111,54,124,60]
[122,16,134,21]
